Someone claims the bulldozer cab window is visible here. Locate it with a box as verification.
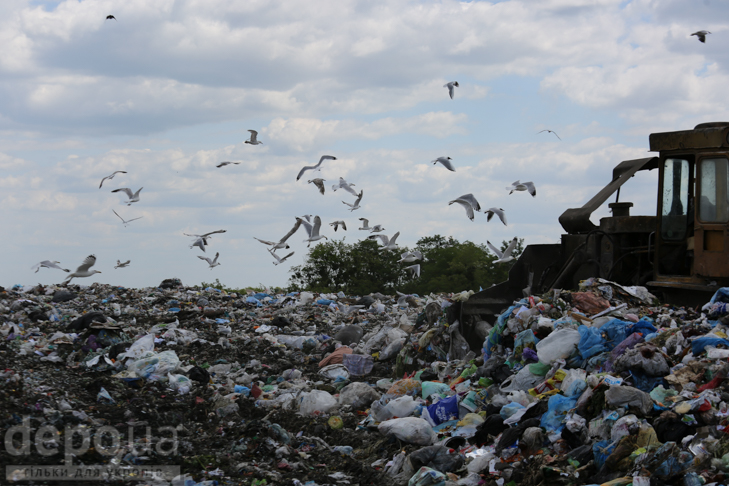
[661,158,689,241]
[699,157,729,223]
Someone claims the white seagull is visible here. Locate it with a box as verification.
[368,231,400,251]
[198,252,221,269]
[332,177,359,197]
[308,178,326,195]
[299,215,328,247]
[254,219,302,251]
[31,261,70,273]
[296,155,337,181]
[342,190,364,211]
[449,194,481,221]
[99,171,127,189]
[538,129,561,140]
[507,180,537,197]
[115,260,130,269]
[112,187,143,206]
[358,218,371,231]
[405,264,421,278]
[485,207,507,225]
[185,229,227,252]
[487,238,518,264]
[113,209,143,226]
[370,224,385,233]
[691,30,711,43]
[444,81,459,99]
[190,237,206,252]
[63,255,102,283]
[245,130,262,145]
[330,220,347,232]
[216,161,241,168]
[432,157,455,172]
[398,251,423,264]
[269,249,295,266]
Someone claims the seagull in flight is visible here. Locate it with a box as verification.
[115,260,130,269]
[538,129,561,140]
[63,255,102,283]
[507,180,537,197]
[332,177,359,197]
[405,264,421,278]
[216,161,240,168]
[198,252,221,269]
[370,224,385,233]
[342,190,364,211]
[112,187,143,206]
[398,251,423,263]
[106,15,116,21]
[487,238,518,264]
[299,215,328,247]
[31,261,69,273]
[449,194,481,221]
[330,220,347,232]
[99,171,126,189]
[358,218,372,230]
[296,155,336,181]
[444,81,459,99]
[485,207,507,225]
[113,209,143,226]
[254,219,302,251]
[185,230,227,252]
[269,249,295,266]
[368,231,400,251]
[432,156,455,172]
[308,178,326,195]
[245,130,262,145]
[691,30,711,43]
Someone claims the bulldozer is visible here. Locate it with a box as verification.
[460,122,729,338]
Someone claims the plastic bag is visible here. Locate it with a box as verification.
[380,337,406,360]
[500,366,543,393]
[499,402,525,420]
[168,373,191,395]
[378,417,435,446]
[424,395,459,426]
[342,353,374,376]
[536,328,580,363]
[338,382,381,410]
[408,466,446,486]
[466,451,495,473]
[299,390,337,416]
[409,445,464,473]
[604,385,653,416]
[318,364,350,381]
[128,350,180,381]
[372,395,419,422]
[123,334,155,360]
[421,381,452,400]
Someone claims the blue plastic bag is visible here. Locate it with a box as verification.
[578,325,607,359]
[426,395,459,426]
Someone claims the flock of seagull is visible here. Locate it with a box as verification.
[28,15,714,285]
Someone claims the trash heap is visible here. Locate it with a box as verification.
[2,278,729,485]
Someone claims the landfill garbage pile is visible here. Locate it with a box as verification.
[2,279,729,485]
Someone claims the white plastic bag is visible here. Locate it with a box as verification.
[123,334,155,360]
[536,328,581,363]
[338,382,381,410]
[378,417,435,445]
[299,390,337,416]
[318,364,350,381]
[168,373,191,395]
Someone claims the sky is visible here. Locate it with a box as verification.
[3,0,728,290]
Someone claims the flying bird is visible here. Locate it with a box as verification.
[370,224,385,233]
[216,161,240,168]
[330,221,347,232]
[358,218,372,231]
[245,130,262,145]
[296,155,336,181]
[507,180,537,197]
[31,261,69,273]
[485,207,507,225]
[115,260,130,269]
[190,237,206,252]
[308,178,326,195]
[113,209,143,226]
[254,219,302,251]
[342,190,364,211]
[538,129,561,140]
[398,251,423,264]
[487,238,519,264]
[185,230,227,252]
[99,171,126,189]
[198,252,221,269]
[112,187,143,206]
[368,231,400,251]
[63,255,102,283]
[332,177,359,197]
[106,15,116,21]
[299,215,328,247]
[444,81,459,99]
[449,194,481,221]
[691,30,711,43]
[405,264,421,278]
[269,249,295,266]
[432,157,455,172]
